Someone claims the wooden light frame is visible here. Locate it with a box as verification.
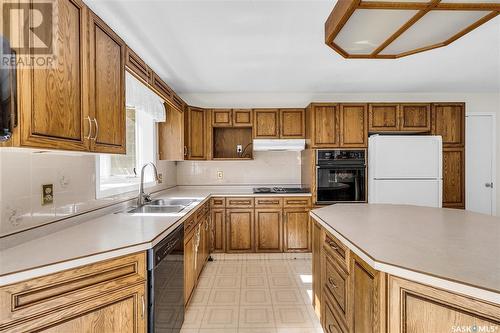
[325,0,500,59]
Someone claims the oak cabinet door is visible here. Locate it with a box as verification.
[186,107,207,159]
[255,209,282,252]
[253,109,280,138]
[283,208,310,252]
[368,104,399,132]
[18,0,89,151]
[280,108,305,138]
[233,109,253,127]
[89,12,126,154]
[339,104,367,147]
[432,103,465,147]
[212,109,233,127]
[158,103,185,161]
[443,148,465,209]
[312,221,322,317]
[399,103,431,133]
[184,232,196,304]
[211,209,226,252]
[226,209,254,252]
[312,104,339,147]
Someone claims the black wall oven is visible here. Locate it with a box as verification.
[316,149,366,204]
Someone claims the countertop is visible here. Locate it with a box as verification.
[0,186,311,285]
[311,204,500,303]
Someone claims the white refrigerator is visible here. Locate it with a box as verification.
[368,135,443,208]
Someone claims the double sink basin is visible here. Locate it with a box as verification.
[126,198,196,214]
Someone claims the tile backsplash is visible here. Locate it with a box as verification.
[0,149,176,236]
[177,151,302,185]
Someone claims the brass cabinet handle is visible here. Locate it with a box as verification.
[141,294,145,318]
[328,277,337,288]
[85,116,93,140]
[92,118,99,141]
[328,241,338,250]
[184,146,188,157]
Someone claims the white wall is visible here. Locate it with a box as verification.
[181,92,500,215]
[177,151,301,185]
[0,149,177,236]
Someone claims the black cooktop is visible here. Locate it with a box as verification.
[253,187,310,194]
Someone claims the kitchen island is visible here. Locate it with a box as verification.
[310,203,500,333]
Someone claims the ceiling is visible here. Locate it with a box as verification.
[86,0,500,94]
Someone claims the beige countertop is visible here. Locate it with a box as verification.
[0,186,311,285]
[311,204,500,303]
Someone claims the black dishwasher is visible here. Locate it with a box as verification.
[148,224,184,333]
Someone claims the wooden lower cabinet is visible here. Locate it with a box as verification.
[0,252,147,332]
[388,276,500,333]
[184,228,197,305]
[226,209,255,252]
[312,221,322,318]
[255,209,282,252]
[283,208,311,252]
[312,222,500,333]
[211,209,226,252]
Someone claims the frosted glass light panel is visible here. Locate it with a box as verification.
[380,10,491,55]
[334,9,418,54]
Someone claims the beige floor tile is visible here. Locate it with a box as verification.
[239,329,277,333]
[179,328,199,333]
[197,274,216,289]
[276,328,323,333]
[239,306,275,328]
[242,275,270,289]
[240,289,272,306]
[201,306,239,329]
[242,263,267,275]
[183,306,206,329]
[266,264,290,275]
[190,289,211,306]
[217,264,242,276]
[273,305,315,328]
[208,288,240,306]
[213,275,242,289]
[270,289,305,305]
[201,264,218,277]
[199,329,237,333]
[268,275,297,289]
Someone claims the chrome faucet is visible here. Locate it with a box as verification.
[137,162,160,206]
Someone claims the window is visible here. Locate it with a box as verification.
[96,72,165,199]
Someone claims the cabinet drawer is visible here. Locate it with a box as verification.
[284,197,311,208]
[255,197,283,208]
[196,203,209,221]
[324,254,349,318]
[323,292,348,333]
[323,230,350,271]
[184,216,197,234]
[226,197,254,208]
[211,197,226,208]
[0,252,146,329]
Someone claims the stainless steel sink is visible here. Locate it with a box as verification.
[147,199,195,207]
[127,205,186,214]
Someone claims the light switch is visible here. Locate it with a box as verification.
[42,184,53,205]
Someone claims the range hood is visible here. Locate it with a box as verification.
[253,139,305,152]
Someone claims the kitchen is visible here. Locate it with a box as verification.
[0,0,499,333]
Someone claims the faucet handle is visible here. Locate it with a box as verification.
[143,194,153,203]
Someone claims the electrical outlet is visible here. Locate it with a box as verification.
[217,171,223,180]
[42,184,53,205]
[236,145,243,154]
[158,173,163,184]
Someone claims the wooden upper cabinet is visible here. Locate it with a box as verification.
[253,109,280,138]
[15,0,89,151]
[89,12,126,154]
[212,109,233,127]
[310,104,340,148]
[280,108,305,139]
[432,103,465,147]
[159,103,184,161]
[443,148,465,209]
[400,103,431,132]
[125,47,152,85]
[226,209,255,253]
[233,109,253,127]
[368,104,399,132]
[339,104,368,147]
[151,72,173,102]
[185,107,207,160]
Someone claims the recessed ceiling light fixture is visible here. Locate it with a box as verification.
[325,0,500,58]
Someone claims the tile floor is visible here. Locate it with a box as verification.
[181,254,323,333]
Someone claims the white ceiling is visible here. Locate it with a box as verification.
[86,0,500,94]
